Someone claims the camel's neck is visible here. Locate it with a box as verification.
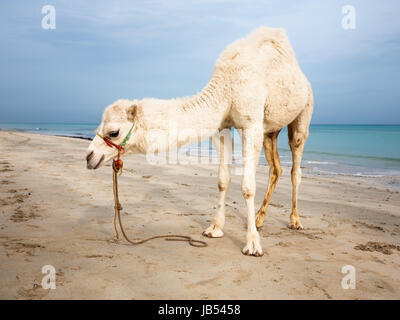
[141,74,229,154]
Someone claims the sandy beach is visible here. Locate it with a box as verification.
[0,130,399,299]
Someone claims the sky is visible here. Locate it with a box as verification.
[0,0,399,124]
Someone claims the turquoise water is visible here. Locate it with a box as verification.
[275,125,400,177]
[1,123,399,177]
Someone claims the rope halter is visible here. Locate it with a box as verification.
[96,123,208,247]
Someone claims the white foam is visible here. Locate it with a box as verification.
[306,160,337,165]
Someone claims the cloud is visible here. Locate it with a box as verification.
[0,0,399,123]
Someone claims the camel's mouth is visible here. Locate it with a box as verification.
[87,154,105,170]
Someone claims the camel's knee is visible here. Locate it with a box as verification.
[289,131,308,149]
[218,180,230,192]
[241,182,255,200]
[291,167,302,184]
[268,164,282,185]
[242,172,255,199]
[217,164,230,192]
[242,189,254,200]
[290,136,305,149]
[275,165,282,180]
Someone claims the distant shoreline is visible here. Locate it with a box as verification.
[55,134,92,141]
[0,128,93,141]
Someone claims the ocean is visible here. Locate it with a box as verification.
[1,123,399,178]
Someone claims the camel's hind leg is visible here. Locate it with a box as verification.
[288,98,313,230]
[255,131,282,229]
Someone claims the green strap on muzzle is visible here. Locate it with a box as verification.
[119,124,134,148]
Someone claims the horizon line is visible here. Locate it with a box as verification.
[1,122,399,126]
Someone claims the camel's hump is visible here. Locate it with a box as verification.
[216,26,293,65]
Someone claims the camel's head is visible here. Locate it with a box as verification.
[86,99,142,170]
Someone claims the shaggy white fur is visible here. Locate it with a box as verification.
[87,26,314,257]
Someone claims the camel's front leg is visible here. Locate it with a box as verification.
[202,162,229,238]
[241,126,263,257]
[203,130,232,238]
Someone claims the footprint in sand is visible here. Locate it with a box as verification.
[3,239,45,257]
[17,283,48,300]
[1,180,14,185]
[354,241,400,255]
[10,206,40,223]
[0,161,13,173]
[16,269,66,300]
[353,221,385,232]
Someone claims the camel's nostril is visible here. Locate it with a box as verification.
[86,151,94,162]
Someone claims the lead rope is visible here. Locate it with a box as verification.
[109,145,207,248]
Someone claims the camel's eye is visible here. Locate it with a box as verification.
[108,130,120,138]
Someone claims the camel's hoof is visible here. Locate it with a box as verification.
[288,222,304,230]
[242,240,263,257]
[202,225,224,238]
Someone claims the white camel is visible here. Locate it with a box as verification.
[86,27,313,257]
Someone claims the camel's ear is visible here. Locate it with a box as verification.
[127,104,138,122]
